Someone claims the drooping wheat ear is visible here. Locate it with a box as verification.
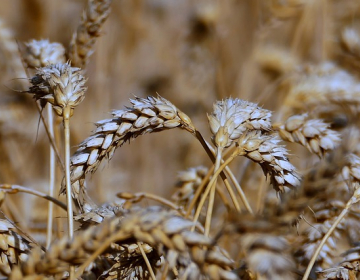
[11,206,237,280]
[68,0,112,68]
[236,130,301,192]
[208,98,272,149]
[276,114,341,158]
[61,95,196,212]
[172,166,208,207]
[0,219,32,276]
[23,39,65,68]
[28,62,87,115]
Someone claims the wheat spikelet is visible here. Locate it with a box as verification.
[28,62,87,116]
[277,114,341,157]
[208,98,272,148]
[0,219,32,276]
[236,130,301,192]
[68,0,112,68]
[62,95,196,211]
[11,206,237,280]
[23,39,65,68]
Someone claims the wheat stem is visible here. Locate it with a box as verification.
[203,138,252,213]
[138,241,157,280]
[185,165,213,218]
[192,153,237,231]
[46,104,55,249]
[0,184,67,211]
[205,147,223,236]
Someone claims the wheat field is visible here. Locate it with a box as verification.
[1,0,360,279]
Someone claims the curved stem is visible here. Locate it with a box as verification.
[0,184,67,211]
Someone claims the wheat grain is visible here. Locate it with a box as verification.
[68,0,112,68]
[62,95,196,211]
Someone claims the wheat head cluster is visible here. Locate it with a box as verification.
[1,0,360,279]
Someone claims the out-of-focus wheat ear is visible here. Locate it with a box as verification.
[11,206,238,280]
[0,219,33,276]
[0,19,26,84]
[237,130,301,192]
[23,39,65,68]
[68,0,113,68]
[317,263,358,280]
[276,114,341,157]
[341,27,360,58]
[241,235,297,280]
[62,95,196,212]
[302,186,360,280]
[172,166,209,208]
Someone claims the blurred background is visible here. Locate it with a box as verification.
[1,0,360,243]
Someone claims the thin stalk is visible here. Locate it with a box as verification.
[302,187,360,280]
[46,104,55,249]
[185,165,214,218]
[195,131,243,212]
[205,147,223,236]
[63,107,74,238]
[192,153,237,231]
[0,184,67,211]
[35,102,65,172]
[63,107,74,280]
[138,242,157,280]
[203,137,252,214]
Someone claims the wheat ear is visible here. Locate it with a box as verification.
[62,95,196,212]
[11,206,237,280]
[276,113,341,157]
[68,0,113,67]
